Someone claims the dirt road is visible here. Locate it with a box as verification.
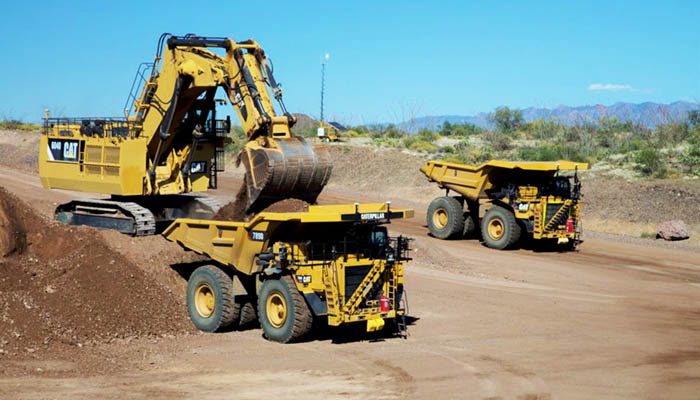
[1,168,699,399]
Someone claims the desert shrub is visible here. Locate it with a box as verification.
[407,139,438,153]
[653,122,692,145]
[350,126,372,137]
[489,107,524,133]
[483,131,511,151]
[517,144,590,163]
[440,121,483,137]
[523,118,563,140]
[680,143,700,176]
[416,128,438,142]
[383,125,406,139]
[588,117,646,149]
[224,125,246,154]
[370,124,406,139]
[0,119,41,131]
[372,137,403,148]
[634,146,667,177]
[518,146,560,161]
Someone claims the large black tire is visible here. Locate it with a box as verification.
[230,275,258,329]
[480,205,522,250]
[463,214,477,238]
[427,196,465,240]
[236,302,258,327]
[258,276,313,343]
[187,265,237,332]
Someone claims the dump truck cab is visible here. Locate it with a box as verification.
[420,160,588,250]
[163,202,413,342]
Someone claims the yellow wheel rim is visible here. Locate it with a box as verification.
[194,283,216,318]
[266,292,287,329]
[432,208,448,229]
[487,218,505,240]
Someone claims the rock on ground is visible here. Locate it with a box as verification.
[657,220,690,241]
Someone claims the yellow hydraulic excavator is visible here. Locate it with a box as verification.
[39,33,332,235]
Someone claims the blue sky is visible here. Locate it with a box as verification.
[0,1,698,124]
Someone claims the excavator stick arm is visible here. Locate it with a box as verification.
[128,34,332,210]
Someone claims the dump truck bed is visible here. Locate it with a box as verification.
[419,159,589,201]
[162,203,414,275]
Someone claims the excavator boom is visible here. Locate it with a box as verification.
[149,34,332,212]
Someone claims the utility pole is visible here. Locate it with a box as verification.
[320,52,330,123]
[318,52,330,139]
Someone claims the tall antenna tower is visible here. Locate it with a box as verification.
[320,52,330,123]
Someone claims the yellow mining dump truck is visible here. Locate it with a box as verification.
[420,160,588,250]
[163,203,413,343]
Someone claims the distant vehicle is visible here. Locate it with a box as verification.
[420,159,588,250]
[317,121,345,142]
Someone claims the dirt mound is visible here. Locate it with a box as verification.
[0,192,26,257]
[324,145,438,203]
[214,178,310,221]
[0,130,40,173]
[0,187,191,359]
[583,177,700,225]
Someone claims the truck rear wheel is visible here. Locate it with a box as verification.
[481,205,521,250]
[258,276,313,343]
[463,214,477,238]
[187,265,237,332]
[230,275,258,328]
[427,196,464,239]
[237,302,258,327]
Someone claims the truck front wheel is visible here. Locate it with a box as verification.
[481,205,522,250]
[258,276,313,343]
[427,196,465,239]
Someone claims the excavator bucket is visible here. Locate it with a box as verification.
[240,136,333,213]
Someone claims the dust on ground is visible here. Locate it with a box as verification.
[0,187,193,365]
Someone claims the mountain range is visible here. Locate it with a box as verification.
[396,101,699,133]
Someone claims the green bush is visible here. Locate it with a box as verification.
[0,119,41,131]
[441,145,493,165]
[517,144,590,163]
[634,146,667,177]
[376,125,406,139]
[680,143,700,176]
[523,118,563,140]
[654,122,691,145]
[440,121,483,136]
[489,106,524,133]
[484,131,511,151]
[416,128,437,142]
[518,146,559,161]
[224,125,246,154]
[407,139,438,152]
[372,137,403,148]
